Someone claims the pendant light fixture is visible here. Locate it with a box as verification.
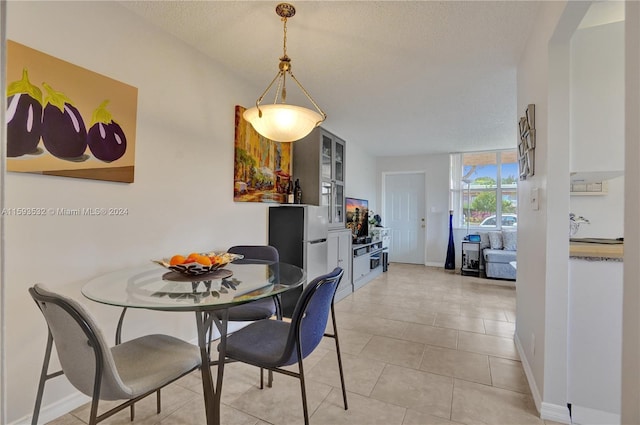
[243,3,326,142]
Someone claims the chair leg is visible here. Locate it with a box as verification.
[32,332,55,425]
[88,396,100,425]
[330,303,348,410]
[129,404,135,421]
[267,295,282,388]
[260,367,264,390]
[115,307,128,345]
[157,388,161,413]
[274,294,283,320]
[296,344,309,425]
[296,354,310,425]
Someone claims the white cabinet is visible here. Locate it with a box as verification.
[293,127,346,229]
[352,255,370,284]
[328,229,352,301]
[352,241,384,290]
[568,259,623,424]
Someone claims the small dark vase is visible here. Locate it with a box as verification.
[445,210,456,270]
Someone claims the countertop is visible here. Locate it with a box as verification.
[570,240,623,261]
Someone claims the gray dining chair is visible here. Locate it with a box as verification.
[29,284,201,425]
[221,267,348,425]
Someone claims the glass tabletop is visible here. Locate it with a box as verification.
[82,261,306,311]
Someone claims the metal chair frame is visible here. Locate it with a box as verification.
[29,287,199,425]
[224,268,348,425]
[211,245,282,387]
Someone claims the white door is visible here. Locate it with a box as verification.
[384,173,425,264]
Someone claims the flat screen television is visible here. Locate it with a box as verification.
[345,197,368,239]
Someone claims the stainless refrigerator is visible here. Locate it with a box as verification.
[268,205,329,317]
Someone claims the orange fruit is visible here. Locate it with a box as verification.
[195,255,212,266]
[185,253,200,263]
[169,255,186,266]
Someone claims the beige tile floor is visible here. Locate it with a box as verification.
[49,264,559,425]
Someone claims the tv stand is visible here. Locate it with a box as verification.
[352,240,384,290]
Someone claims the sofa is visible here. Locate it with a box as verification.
[479,230,517,280]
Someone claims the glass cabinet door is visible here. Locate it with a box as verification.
[334,140,344,183]
[334,182,344,225]
[322,135,332,180]
[316,130,346,228]
[321,181,332,211]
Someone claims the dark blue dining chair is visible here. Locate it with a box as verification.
[223,245,281,320]
[209,245,282,387]
[221,267,348,425]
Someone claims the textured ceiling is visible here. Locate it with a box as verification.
[120,1,540,157]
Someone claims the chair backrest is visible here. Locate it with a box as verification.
[29,284,132,400]
[228,245,279,264]
[282,267,343,365]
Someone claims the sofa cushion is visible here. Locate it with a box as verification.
[484,248,516,263]
[485,262,516,280]
[502,230,517,251]
[478,232,491,249]
[488,231,503,249]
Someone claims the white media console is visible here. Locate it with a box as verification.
[352,240,385,290]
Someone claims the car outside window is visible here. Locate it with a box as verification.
[502,216,517,227]
[480,214,517,228]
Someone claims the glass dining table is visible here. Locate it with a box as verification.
[82,261,306,425]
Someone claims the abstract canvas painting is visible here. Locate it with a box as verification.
[6,40,138,183]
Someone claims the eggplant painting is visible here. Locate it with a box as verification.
[87,101,127,162]
[7,69,43,157]
[41,82,88,160]
[6,40,138,183]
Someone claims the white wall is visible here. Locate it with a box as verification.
[570,22,624,173]
[376,154,450,266]
[569,20,625,239]
[515,2,634,423]
[1,2,292,423]
[621,2,640,423]
[570,176,624,238]
[516,1,583,421]
[0,0,7,421]
[341,134,378,211]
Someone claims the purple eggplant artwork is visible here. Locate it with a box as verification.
[6,69,43,157]
[87,100,127,162]
[41,82,88,160]
[7,41,137,183]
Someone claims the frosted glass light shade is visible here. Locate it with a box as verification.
[243,104,323,142]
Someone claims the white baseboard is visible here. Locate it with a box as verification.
[10,392,90,425]
[514,333,571,424]
[515,333,542,413]
[542,402,572,424]
[571,405,620,425]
